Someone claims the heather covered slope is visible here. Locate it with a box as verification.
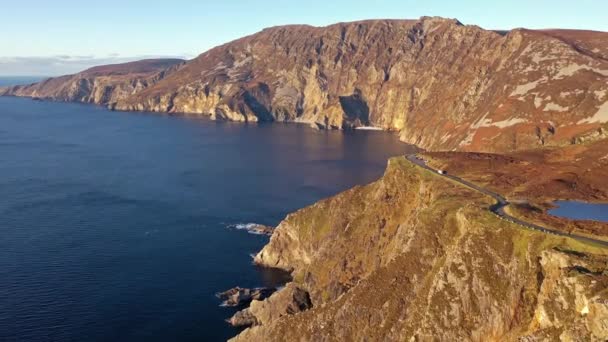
[112,17,608,152]
[80,58,185,76]
[3,17,608,152]
[422,139,608,239]
[232,157,608,341]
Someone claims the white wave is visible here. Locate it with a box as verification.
[227,222,272,236]
[354,126,383,131]
[231,223,258,230]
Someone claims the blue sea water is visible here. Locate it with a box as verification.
[0,95,415,341]
[0,76,45,87]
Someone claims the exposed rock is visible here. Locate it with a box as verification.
[4,18,608,152]
[228,223,274,236]
[228,283,312,328]
[230,156,608,341]
[573,124,608,145]
[522,248,608,341]
[216,287,276,307]
[1,59,184,106]
[228,308,258,327]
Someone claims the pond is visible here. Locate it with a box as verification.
[549,201,608,223]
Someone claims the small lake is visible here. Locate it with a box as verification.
[549,201,608,223]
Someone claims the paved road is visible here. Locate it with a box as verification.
[406,154,608,248]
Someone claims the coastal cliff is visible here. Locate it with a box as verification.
[3,17,608,152]
[2,17,607,340]
[0,59,184,105]
[231,157,608,341]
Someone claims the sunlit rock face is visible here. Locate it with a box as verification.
[3,18,608,152]
[0,59,184,106]
[232,157,608,341]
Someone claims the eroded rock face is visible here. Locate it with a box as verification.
[228,309,258,327]
[114,19,608,152]
[228,223,274,236]
[523,249,608,341]
[231,157,608,341]
[4,18,608,152]
[216,287,276,307]
[228,283,312,328]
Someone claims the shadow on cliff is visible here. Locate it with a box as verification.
[339,90,370,128]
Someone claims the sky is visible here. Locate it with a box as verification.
[1,0,607,76]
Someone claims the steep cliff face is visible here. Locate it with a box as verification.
[107,18,608,152]
[2,18,607,152]
[529,250,608,341]
[0,59,184,104]
[231,157,608,341]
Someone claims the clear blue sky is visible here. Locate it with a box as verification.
[1,0,607,75]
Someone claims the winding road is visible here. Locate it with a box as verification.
[406,154,608,248]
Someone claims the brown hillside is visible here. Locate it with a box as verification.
[3,17,608,152]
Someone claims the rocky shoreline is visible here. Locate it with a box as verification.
[216,287,277,308]
[226,284,312,328]
[219,222,313,330]
[223,157,608,341]
[227,223,274,236]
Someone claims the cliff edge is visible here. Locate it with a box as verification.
[231,157,608,341]
[3,17,608,152]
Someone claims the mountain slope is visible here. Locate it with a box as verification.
[107,17,608,151]
[3,17,608,152]
[0,58,184,105]
[231,157,608,341]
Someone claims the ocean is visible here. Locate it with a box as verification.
[0,91,416,341]
[0,76,45,87]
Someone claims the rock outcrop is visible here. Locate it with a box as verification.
[216,287,276,307]
[228,223,274,236]
[230,157,608,341]
[523,249,608,341]
[228,283,312,327]
[3,18,608,152]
